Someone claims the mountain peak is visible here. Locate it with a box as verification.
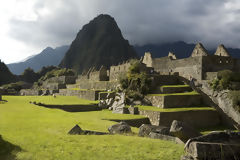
[60,14,137,74]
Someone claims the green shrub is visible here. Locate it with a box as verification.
[38,68,75,82]
[119,60,151,103]
[210,70,240,91]
[228,91,240,113]
[1,81,28,92]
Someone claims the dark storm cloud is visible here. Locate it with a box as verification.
[8,0,240,49]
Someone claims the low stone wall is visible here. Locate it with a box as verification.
[147,95,203,108]
[42,83,66,90]
[20,89,43,96]
[105,118,150,127]
[58,89,101,101]
[139,109,220,128]
[78,81,118,90]
[35,103,101,112]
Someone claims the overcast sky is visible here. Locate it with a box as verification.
[1,0,240,64]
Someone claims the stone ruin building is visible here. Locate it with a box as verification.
[142,43,240,81]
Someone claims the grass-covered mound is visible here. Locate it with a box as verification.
[0,96,184,160]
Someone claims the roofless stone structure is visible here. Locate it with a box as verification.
[191,43,209,57]
[214,44,230,57]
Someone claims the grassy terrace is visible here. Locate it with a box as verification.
[134,105,216,112]
[0,96,184,160]
[148,91,199,96]
[161,85,190,88]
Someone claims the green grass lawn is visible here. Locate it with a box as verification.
[0,96,184,160]
[134,105,216,112]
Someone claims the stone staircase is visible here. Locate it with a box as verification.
[140,83,221,128]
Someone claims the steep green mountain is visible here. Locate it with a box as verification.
[59,14,138,74]
[0,60,16,85]
[7,45,69,75]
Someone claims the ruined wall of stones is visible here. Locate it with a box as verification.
[202,55,234,72]
[78,81,118,90]
[152,56,203,80]
[42,83,66,90]
[58,89,100,101]
[109,63,131,81]
[45,76,76,84]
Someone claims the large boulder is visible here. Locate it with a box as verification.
[108,122,132,134]
[138,124,169,137]
[170,120,201,142]
[182,131,240,159]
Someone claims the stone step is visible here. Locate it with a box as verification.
[139,108,220,128]
[152,85,192,94]
[147,93,203,108]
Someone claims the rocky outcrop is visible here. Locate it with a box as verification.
[111,92,127,114]
[170,120,201,143]
[108,122,132,134]
[200,82,240,129]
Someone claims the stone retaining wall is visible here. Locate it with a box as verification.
[161,86,192,94]
[147,95,203,108]
[139,109,220,128]
[78,81,118,90]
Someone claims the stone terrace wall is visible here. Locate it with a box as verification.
[78,81,118,90]
[139,110,220,128]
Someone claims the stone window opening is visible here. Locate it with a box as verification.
[219,60,222,64]
[226,60,229,63]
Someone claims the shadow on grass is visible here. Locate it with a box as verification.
[0,135,21,160]
[33,102,102,112]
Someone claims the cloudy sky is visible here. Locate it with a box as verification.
[1,0,240,64]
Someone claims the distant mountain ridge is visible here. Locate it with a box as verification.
[135,41,240,59]
[59,14,138,74]
[7,45,69,75]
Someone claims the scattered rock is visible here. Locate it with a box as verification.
[68,125,108,135]
[68,125,84,135]
[149,132,184,144]
[108,121,132,134]
[170,120,201,142]
[138,124,169,137]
